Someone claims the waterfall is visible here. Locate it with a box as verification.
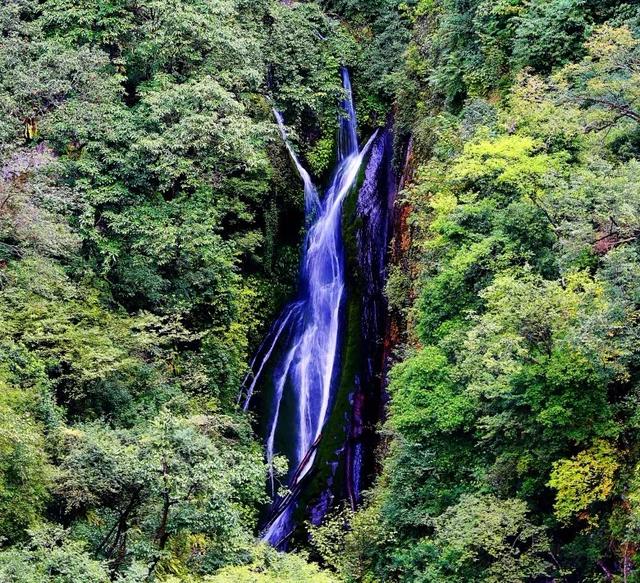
[241,69,376,546]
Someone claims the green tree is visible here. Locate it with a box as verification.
[413,495,551,583]
[206,544,338,583]
[54,411,267,577]
[0,525,111,583]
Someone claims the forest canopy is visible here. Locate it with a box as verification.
[3,0,640,581]
[0,0,363,579]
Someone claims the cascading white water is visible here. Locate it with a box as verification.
[241,69,375,546]
[273,110,320,218]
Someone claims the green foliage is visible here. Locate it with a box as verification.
[413,495,551,583]
[265,1,348,126]
[0,0,377,579]
[0,32,121,148]
[54,411,267,575]
[5,0,640,581]
[310,501,395,582]
[206,544,338,583]
[0,525,111,583]
[306,136,335,177]
[0,257,166,421]
[559,24,640,136]
[388,347,472,440]
[333,14,640,583]
[513,0,590,72]
[549,441,620,526]
[403,0,640,108]
[0,404,50,542]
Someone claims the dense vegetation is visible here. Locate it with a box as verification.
[0,0,357,580]
[312,1,640,582]
[4,0,640,581]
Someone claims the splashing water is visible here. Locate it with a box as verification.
[241,69,376,546]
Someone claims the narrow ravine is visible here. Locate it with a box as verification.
[241,69,378,546]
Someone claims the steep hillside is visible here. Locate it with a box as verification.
[3,1,640,581]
